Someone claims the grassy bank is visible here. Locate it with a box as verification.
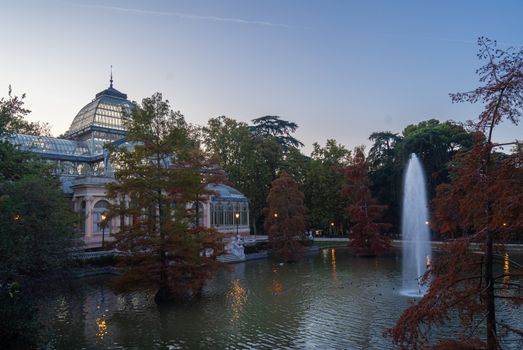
[313,241,348,248]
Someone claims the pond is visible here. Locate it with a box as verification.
[38,248,522,349]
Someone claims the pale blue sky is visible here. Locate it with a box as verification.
[1,0,521,153]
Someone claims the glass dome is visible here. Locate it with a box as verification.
[6,133,105,161]
[208,184,248,202]
[65,84,131,141]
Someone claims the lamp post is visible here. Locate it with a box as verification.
[330,221,335,236]
[101,212,107,249]
[235,212,240,240]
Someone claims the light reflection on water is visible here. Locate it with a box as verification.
[38,248,523,349]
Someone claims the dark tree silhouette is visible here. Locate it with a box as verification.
[250,115,304,150]
[0,87,75,348]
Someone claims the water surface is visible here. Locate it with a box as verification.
[38,248,522,349]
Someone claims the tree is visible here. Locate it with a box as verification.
[367,132,402,229]
[0,87,76,348]
[0,85,50,137]
[106,93,225,303]
[280,146,309,186]
[368,131,401,171]
[303,139,351,234]
[250,115,304,150]
[203,116,282,234]
[368,121,473,231]
[396,119,473,193]
[340,147,391,256]
[389,37,523,349]
[264,171,307,262]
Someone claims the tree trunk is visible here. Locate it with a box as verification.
[485,231,497,349]
[485,124,497,349]
[154,285,174,303]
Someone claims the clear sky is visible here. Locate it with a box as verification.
[1,0,522,153]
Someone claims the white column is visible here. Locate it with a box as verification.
[85,196,94,238]
[204,202,211,228]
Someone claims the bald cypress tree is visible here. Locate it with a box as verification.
[340,147,391,256]
[106,93,225,302]
[264,171,307,262]
[389,37,523,350]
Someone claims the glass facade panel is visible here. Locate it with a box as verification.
[93,200,110,233]
[210,200,249,228]
[241,203,248,225]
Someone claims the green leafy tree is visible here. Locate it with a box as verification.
[367,132,402,229]
[368,120,473,231]
[203,116,284,234]
[0,85,50,137]
[264,171,307,262]
[368,131,401,171]
[107,93,225,302]
[0,87,76,348]
[281,146,309,185]
[303,139,351,234]
[396,119,473,191]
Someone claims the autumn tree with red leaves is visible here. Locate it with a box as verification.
[264,171,307,262]
[389,38,523,350]
[106,93,225,303]
[340,147,391,256]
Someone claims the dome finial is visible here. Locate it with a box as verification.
[110,65,113,88]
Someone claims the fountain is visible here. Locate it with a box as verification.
[401,153,431,297]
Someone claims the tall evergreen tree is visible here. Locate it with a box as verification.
[250,115,304,150]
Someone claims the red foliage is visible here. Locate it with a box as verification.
[264,171,307,262]
[389,38,523,349]
[340,147,391,256]
[388,146,523,347]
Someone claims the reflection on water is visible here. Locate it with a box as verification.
[504,253,510,288]
[95,317,108,339]
[37,248,523,349]
[227,279,247,321]
[321,247,329,263]
[331,248,337,273]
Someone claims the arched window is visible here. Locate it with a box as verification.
[214,203,224,227]
[93,200,110,233]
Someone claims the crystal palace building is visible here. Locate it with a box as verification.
[6,81,249,249]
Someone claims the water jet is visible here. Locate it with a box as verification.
[401,154,431,297]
